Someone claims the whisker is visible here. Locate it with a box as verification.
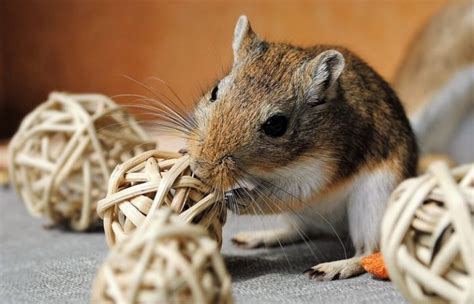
[233,170,326,261]
[120,75,188,116]
[229,176,271,253]
[249,183,326,262]
[119,95,196,132]
[146,77,188,112]
[237,168,348,259]
[127,110,195,136]
[232,177,293,265]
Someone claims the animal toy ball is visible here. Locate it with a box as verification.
[381,162,473,303]
[8,92,154,230]
[91,207,232,303]
[96,149,226,248]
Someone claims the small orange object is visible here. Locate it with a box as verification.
[361,252,389,280]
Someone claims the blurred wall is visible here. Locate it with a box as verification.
[1,0,446,139]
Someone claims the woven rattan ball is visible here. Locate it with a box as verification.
[381,162,473,303]
[8,92,154,231]
[91,207,233,304]
[97,149,226,248]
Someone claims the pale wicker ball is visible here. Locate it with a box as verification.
[96,149,226,248]
[8,92,154,231]
[381,162,473,303]
[91,207,233,304]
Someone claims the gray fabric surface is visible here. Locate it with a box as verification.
[0,188,407,303]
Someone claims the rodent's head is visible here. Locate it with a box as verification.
[187,16,345,192]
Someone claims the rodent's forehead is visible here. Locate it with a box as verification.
[193,43,307,131]
[218,53,300,105]
[232,48,301,89]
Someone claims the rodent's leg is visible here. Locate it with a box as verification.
[232,227,302,249]
[347,167,398,255]
[305,167,398,280]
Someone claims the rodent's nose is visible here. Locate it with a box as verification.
[190,156,234,183]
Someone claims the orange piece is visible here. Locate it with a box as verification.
[361,252,389,280]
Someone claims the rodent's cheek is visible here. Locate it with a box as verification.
[244,163,276,178]
[185,133,202,157]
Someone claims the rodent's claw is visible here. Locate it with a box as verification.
[304,268,339,281]
[304,257,365,281]
[304,267,342,281]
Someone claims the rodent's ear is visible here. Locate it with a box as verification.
[232,15,258,62]
[303,50,345,104]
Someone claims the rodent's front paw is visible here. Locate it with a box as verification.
[304,257,365,281]
[231,232,265,249]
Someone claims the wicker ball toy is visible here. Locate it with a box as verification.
[96,149,226,248]
[8,92,155,231]
[91,207,232,304]
[381,162,473,303]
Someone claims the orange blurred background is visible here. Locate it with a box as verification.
[1,0,447,139]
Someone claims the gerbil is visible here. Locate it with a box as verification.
[187,16,418,280]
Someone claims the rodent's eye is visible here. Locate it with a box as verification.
[210,85,218,102]
[262,115,288,138]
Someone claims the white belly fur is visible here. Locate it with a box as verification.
[282,163,398,254]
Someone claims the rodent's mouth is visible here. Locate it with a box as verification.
[222,178,256,213]
[224,187,252,213]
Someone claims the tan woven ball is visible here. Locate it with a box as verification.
[8,92,154,231]
[91,207,233,304]
[381,162,473,303]
[96,149,226,248]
